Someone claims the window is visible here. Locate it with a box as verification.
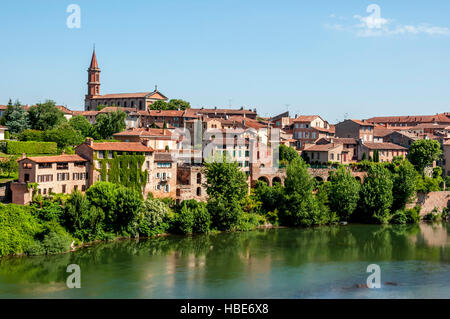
[57,173,70,181]
[196,187,201,196]
[81,185,86,192]
[197,173,201,184]
[157,162,171,168]
[38,175,53,182]
[38,163,52,169]
[57,163,68,170]
[23,163,32,169]
[62,185,66,193]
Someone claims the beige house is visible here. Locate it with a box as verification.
[359,142,408,162]
[303,143,347,164]
[11,154,89,205]
[335,119,375,143]
[113,128,177,151]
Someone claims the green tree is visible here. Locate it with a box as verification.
[92,111,126,139]
[28,100,66,130]
[1,100,30,134]
[63,191,102,240]
[114,187,143,234]
[278,144,300,166]
[69,115,92,137]
[149,99,191,110]
[134,198,172,237]
[18,129,44,141]
[167,99,191,110]
[392,160,418,211]
[408,139,442,174]
[357,165,394,224]
[0,156,18,178]
[173,203,194,234]
[252,181,285,215]
[204,156,248,230]
[149,100,169,110]
[373,150,380,162]
[43,123,84,148]
[328,166,360,221]
[203,157,248,203]
[281,157,331,226]
[85,182,119,230]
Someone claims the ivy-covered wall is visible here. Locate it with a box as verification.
[95,152,148,193]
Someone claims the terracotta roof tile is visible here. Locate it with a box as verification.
[88,142,154,152]
[23,155,87,164]
[362,142,407,150]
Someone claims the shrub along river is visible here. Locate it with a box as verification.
[0,223,449,298]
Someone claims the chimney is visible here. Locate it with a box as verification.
[62,150,66,155]
[142,139,151,147]
[22,153,26,159]
[85,137,94,146]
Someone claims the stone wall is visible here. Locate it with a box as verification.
[406,191,450,216]
[0,182,11,203]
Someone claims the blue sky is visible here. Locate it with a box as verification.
[1,0,449,122]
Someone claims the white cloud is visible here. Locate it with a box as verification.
[327,5,450,37]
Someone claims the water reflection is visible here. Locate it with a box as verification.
[0,223,449,298]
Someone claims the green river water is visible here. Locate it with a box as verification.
[0,223,449,298]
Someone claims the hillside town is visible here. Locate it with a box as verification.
[1,49,449,206]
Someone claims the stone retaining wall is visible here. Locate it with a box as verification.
[406,191,450,216]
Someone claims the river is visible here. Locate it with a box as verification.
[0,223,449,298]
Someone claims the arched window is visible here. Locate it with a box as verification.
[196,173,201,184]
[196,187,201,196]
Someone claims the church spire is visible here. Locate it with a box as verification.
[89,46,99,70]
[86,47,101,104]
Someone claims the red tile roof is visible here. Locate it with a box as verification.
[91,91,167,100]
[113,128,172,138]
[73,110,99,116]
[56,105,73,114]
[362,142,407,150]
[293,115,322,123]
[87,142,154,152]
[304,143,341,151]
[366,113,450,124]
[23,155,88,164]
[349,119,375,126]
[374,126,394,137]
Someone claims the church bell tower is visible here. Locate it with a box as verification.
[85,48,101,110]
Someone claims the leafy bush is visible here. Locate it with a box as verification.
[179,199,211,234]
[173,204,195,234]
[390,210,408,224]
[18,129,45,141]
[41,231,72,255]
[356,165,393,224]
[192,203,211,233]
[5,140,57,155]
[0,203,42,257]
[237,213,266,231]
[134,198,172,237]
